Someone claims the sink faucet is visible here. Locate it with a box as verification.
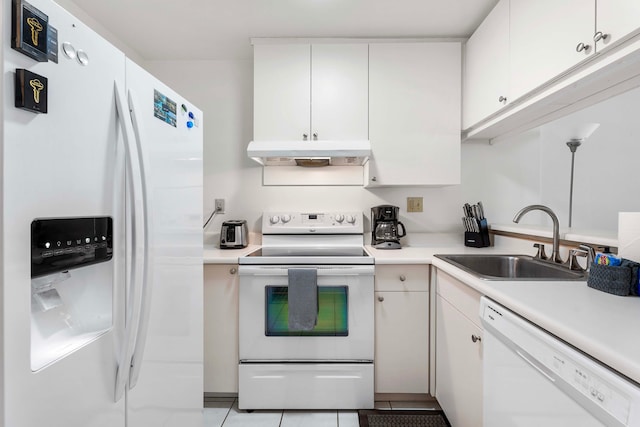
[513,205,563,264]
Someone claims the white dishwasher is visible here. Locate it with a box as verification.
[480,297,640,427]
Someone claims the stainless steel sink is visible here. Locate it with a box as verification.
[435,254,586,281]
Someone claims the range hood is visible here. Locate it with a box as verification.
[247,140,371,167]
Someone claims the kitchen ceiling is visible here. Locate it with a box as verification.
[65,0,498,60]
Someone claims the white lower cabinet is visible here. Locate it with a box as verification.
[204,264,239,393]
[435,270,483,427]
[374,265,429,394]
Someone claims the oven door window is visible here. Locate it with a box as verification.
[265,286,348,336]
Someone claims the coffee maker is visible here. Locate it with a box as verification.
[371,205,406,249]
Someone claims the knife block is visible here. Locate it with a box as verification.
[464,230,490,248]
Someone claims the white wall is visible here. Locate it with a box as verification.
[538,86,640,232]
[144,58,640,241]
[53,0,640,240]
[467,86,640,233]
[146,57,476,239]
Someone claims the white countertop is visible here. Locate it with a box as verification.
[204,244,260,264]
[203,235,640,385]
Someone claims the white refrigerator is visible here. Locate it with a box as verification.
[2,0,204,425]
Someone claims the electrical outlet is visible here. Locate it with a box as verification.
[407,197,423,213]
[215,199,225,214]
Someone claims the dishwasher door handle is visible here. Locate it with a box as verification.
[516,349,556,383]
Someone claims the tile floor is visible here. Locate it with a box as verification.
[204,395,441,427]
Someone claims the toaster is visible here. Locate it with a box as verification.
[220,220,248,249]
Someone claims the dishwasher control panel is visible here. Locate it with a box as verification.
[549,347,630,425]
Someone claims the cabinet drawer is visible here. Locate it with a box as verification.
[375,265,429,292]
[435,269,482,328]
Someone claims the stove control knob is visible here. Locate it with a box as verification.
[346,215,356,224]
[281,214,291,223]
[269,215,280,224]
[335,214,345,223]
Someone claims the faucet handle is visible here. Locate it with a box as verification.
[533,243,548,260]
[568,247,589,271]
[578,244,596,270]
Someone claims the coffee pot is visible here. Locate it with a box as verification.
[371,205,406,249]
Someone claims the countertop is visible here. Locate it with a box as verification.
[204,244,260,264]
[203,237,640,386]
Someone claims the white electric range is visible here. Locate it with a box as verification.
[238,212,375,410]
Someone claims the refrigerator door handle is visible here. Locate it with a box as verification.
[126,89,154,390]
[113,81,147,402]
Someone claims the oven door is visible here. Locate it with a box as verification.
[239,264,374,361]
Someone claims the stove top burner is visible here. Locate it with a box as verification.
[245,248,370,257]
[243,211,373,265]
[239,248,374,265]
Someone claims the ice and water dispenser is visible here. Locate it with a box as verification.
[31,217,113,279]
[30,217,114,371]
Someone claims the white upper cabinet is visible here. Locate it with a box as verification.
[254,44,311,141]
[509,0,596,101]
[367,42,461,187]
[462,0,510,130]
[311,44,369,140]
[596,0,640,51]
[253,43,368,142]
[463,0,640,137]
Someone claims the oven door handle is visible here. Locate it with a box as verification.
[239,266,375,276]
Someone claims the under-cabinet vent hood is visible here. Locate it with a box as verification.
[247,140,371,166]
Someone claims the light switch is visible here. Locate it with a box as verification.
[407,197,423,213]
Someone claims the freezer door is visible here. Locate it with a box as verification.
[124,59,204,427]
[3,0,127,426]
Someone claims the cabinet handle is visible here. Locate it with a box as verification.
[303,133,308,141]
[377,296,384,302]
[230,267,237,275]
[498,95,507,103]
[313,132,318,141]
[371,176,377,182]
[575,42,591,53]
[399,275,406,282]
[593,31,609,43]
[471,334,482,343]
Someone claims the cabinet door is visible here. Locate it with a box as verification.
[596,0,640,51]
[204,264,239,393]
[375,264,429,292]
[375,290,429,393]
[510,0,595,101]
[463,0,510,129]
[253,44,311,141]
[311,44,369,140]
[368,43,461,187]
[435,296,483,427]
